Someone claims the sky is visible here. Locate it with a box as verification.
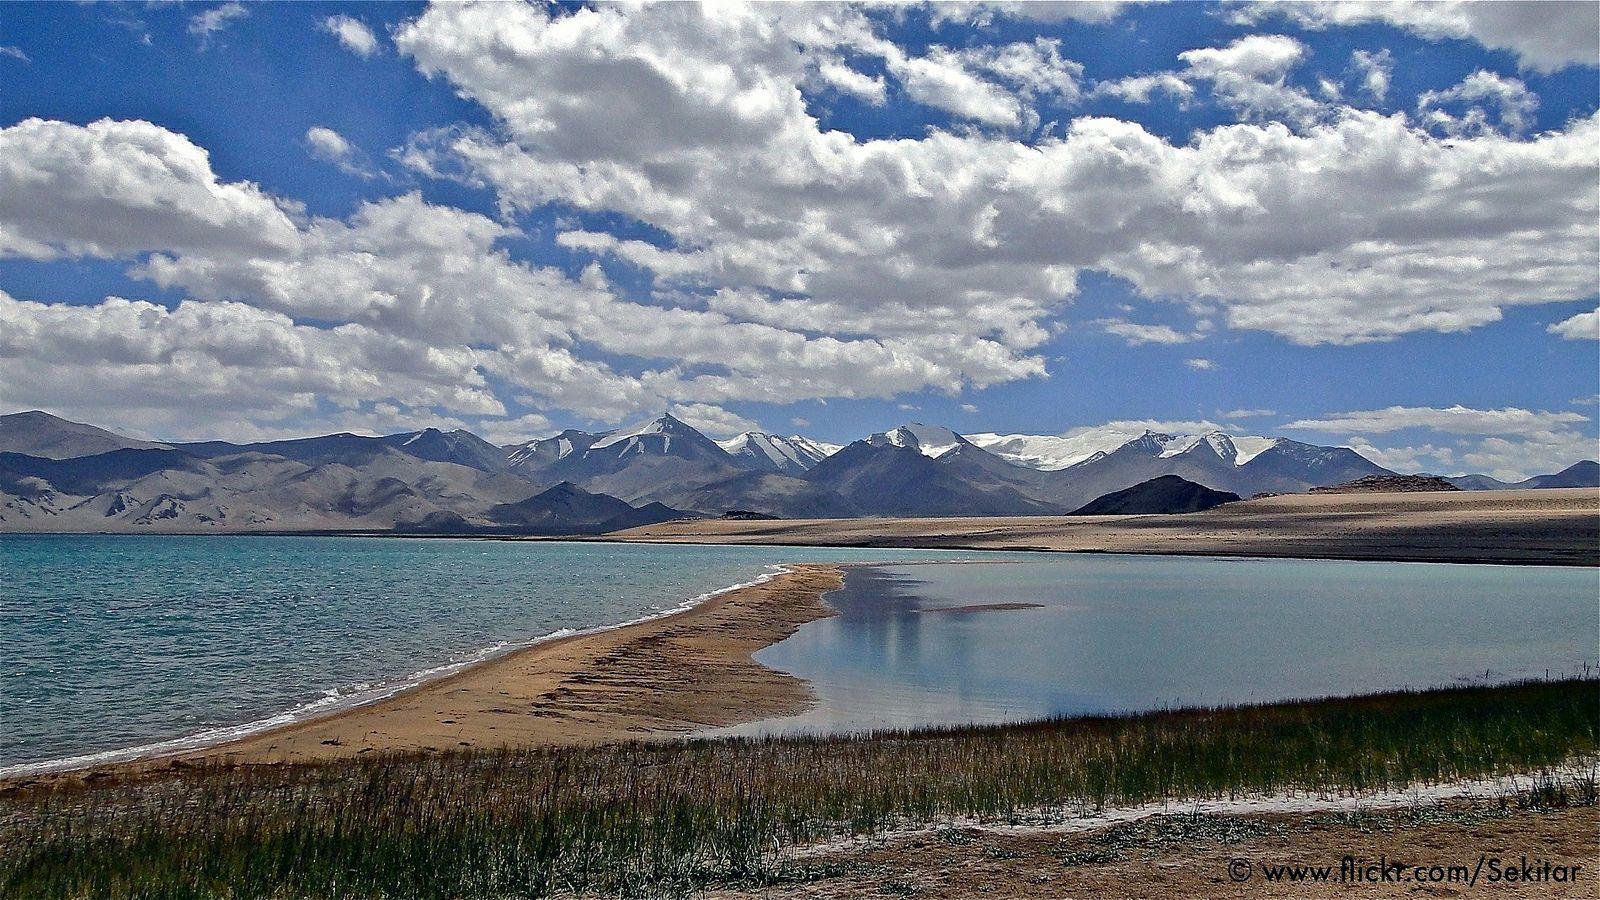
[0,0,1596,481]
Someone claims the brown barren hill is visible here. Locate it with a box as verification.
[605,488,1600,566]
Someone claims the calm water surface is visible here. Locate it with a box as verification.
[720,557,1599,737]
[6,539,1594,768]
[0,535,981,771]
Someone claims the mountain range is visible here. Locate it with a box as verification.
[1442,461,1600,492]
[1,410,1593,533]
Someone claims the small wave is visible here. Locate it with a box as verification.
[0,566,792,778]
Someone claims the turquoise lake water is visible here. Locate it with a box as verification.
[4,537,1595,770]
[0,535,979,771]
[719,557,1599,737]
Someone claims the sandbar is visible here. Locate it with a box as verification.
[8,564,844,784]
[919,602,1046,613]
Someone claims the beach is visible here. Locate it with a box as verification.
[182,563,846,764]
[8,564,844,783]
[4,503,1595,896]
[607,488,1600,566]
[13,488,1596,782]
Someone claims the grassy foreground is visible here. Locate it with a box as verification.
[2,679,1595,899]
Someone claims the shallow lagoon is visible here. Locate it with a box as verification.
[720,556,1599,736]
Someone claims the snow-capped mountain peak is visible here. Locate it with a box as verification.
[1203,432,1237,462]
[869,423,966,459]
[786,434,843,458]
[967,427,1143,471]
[971,427,1283,471]
[1156,432,1204,458]
[590,413,692,450]
[503,413,730,479]
[505,429,596,466]
[1150,430,1281,467]
[716,431,838,474]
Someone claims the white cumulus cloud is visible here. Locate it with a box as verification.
[1286,405,1587,434]
[667,403,760,437]
[395,3,1599,350]
[3,4,1596,442]
[321,14,380,58]
[1349,48,1392,102]
[1177,34,1321,123]
[0,116,1048,436]
[1548,309,1599,341]
[0,117,300,261]
[1284,404,1596,481]
[304,125,374,178]
[1236,1,1600,73]
[1096,318,1202,345]
[1417,70,1538,136]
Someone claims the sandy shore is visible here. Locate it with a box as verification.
[608,488,1600,566]
[16,489,1593,782]
[12,564,844,782]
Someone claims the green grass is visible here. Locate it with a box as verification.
[1,678,1594,899]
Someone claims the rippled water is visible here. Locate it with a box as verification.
[723,556,1599,737]
[1,535,977,770]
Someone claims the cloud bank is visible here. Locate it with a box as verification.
[0,1,1593,471]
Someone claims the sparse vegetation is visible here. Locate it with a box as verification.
[1,679,1594,899]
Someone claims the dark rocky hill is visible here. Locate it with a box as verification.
[487,482,684,534]
[1312,474,1460,493]
[1071,475,1240,515]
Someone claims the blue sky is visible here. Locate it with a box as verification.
[0,1,1595,479]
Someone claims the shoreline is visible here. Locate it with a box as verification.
[8,489,1596,569]
[2,563,847,785]
[606,489,1600,568]
[8,677,1593,897]
[8,487,1594,781]
[596,540,1596,568]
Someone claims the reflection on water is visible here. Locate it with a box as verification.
[718,556,1598,737]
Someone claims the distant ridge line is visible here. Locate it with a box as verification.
[2,410,1592,533]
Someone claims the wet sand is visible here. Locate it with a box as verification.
[609,488,1600,566]
[11,564,844,782]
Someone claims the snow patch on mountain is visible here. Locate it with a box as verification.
[717,432,838,472]
[591,415,682,450]
[967,428,1142,470]
[1155,431,1281,466]
[1230,436,1279,466]
[973,428,1282,470]
[1157,434,1206,458]
[870,424,966,459]
[790,435,843,458]
[506,433,586,467]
